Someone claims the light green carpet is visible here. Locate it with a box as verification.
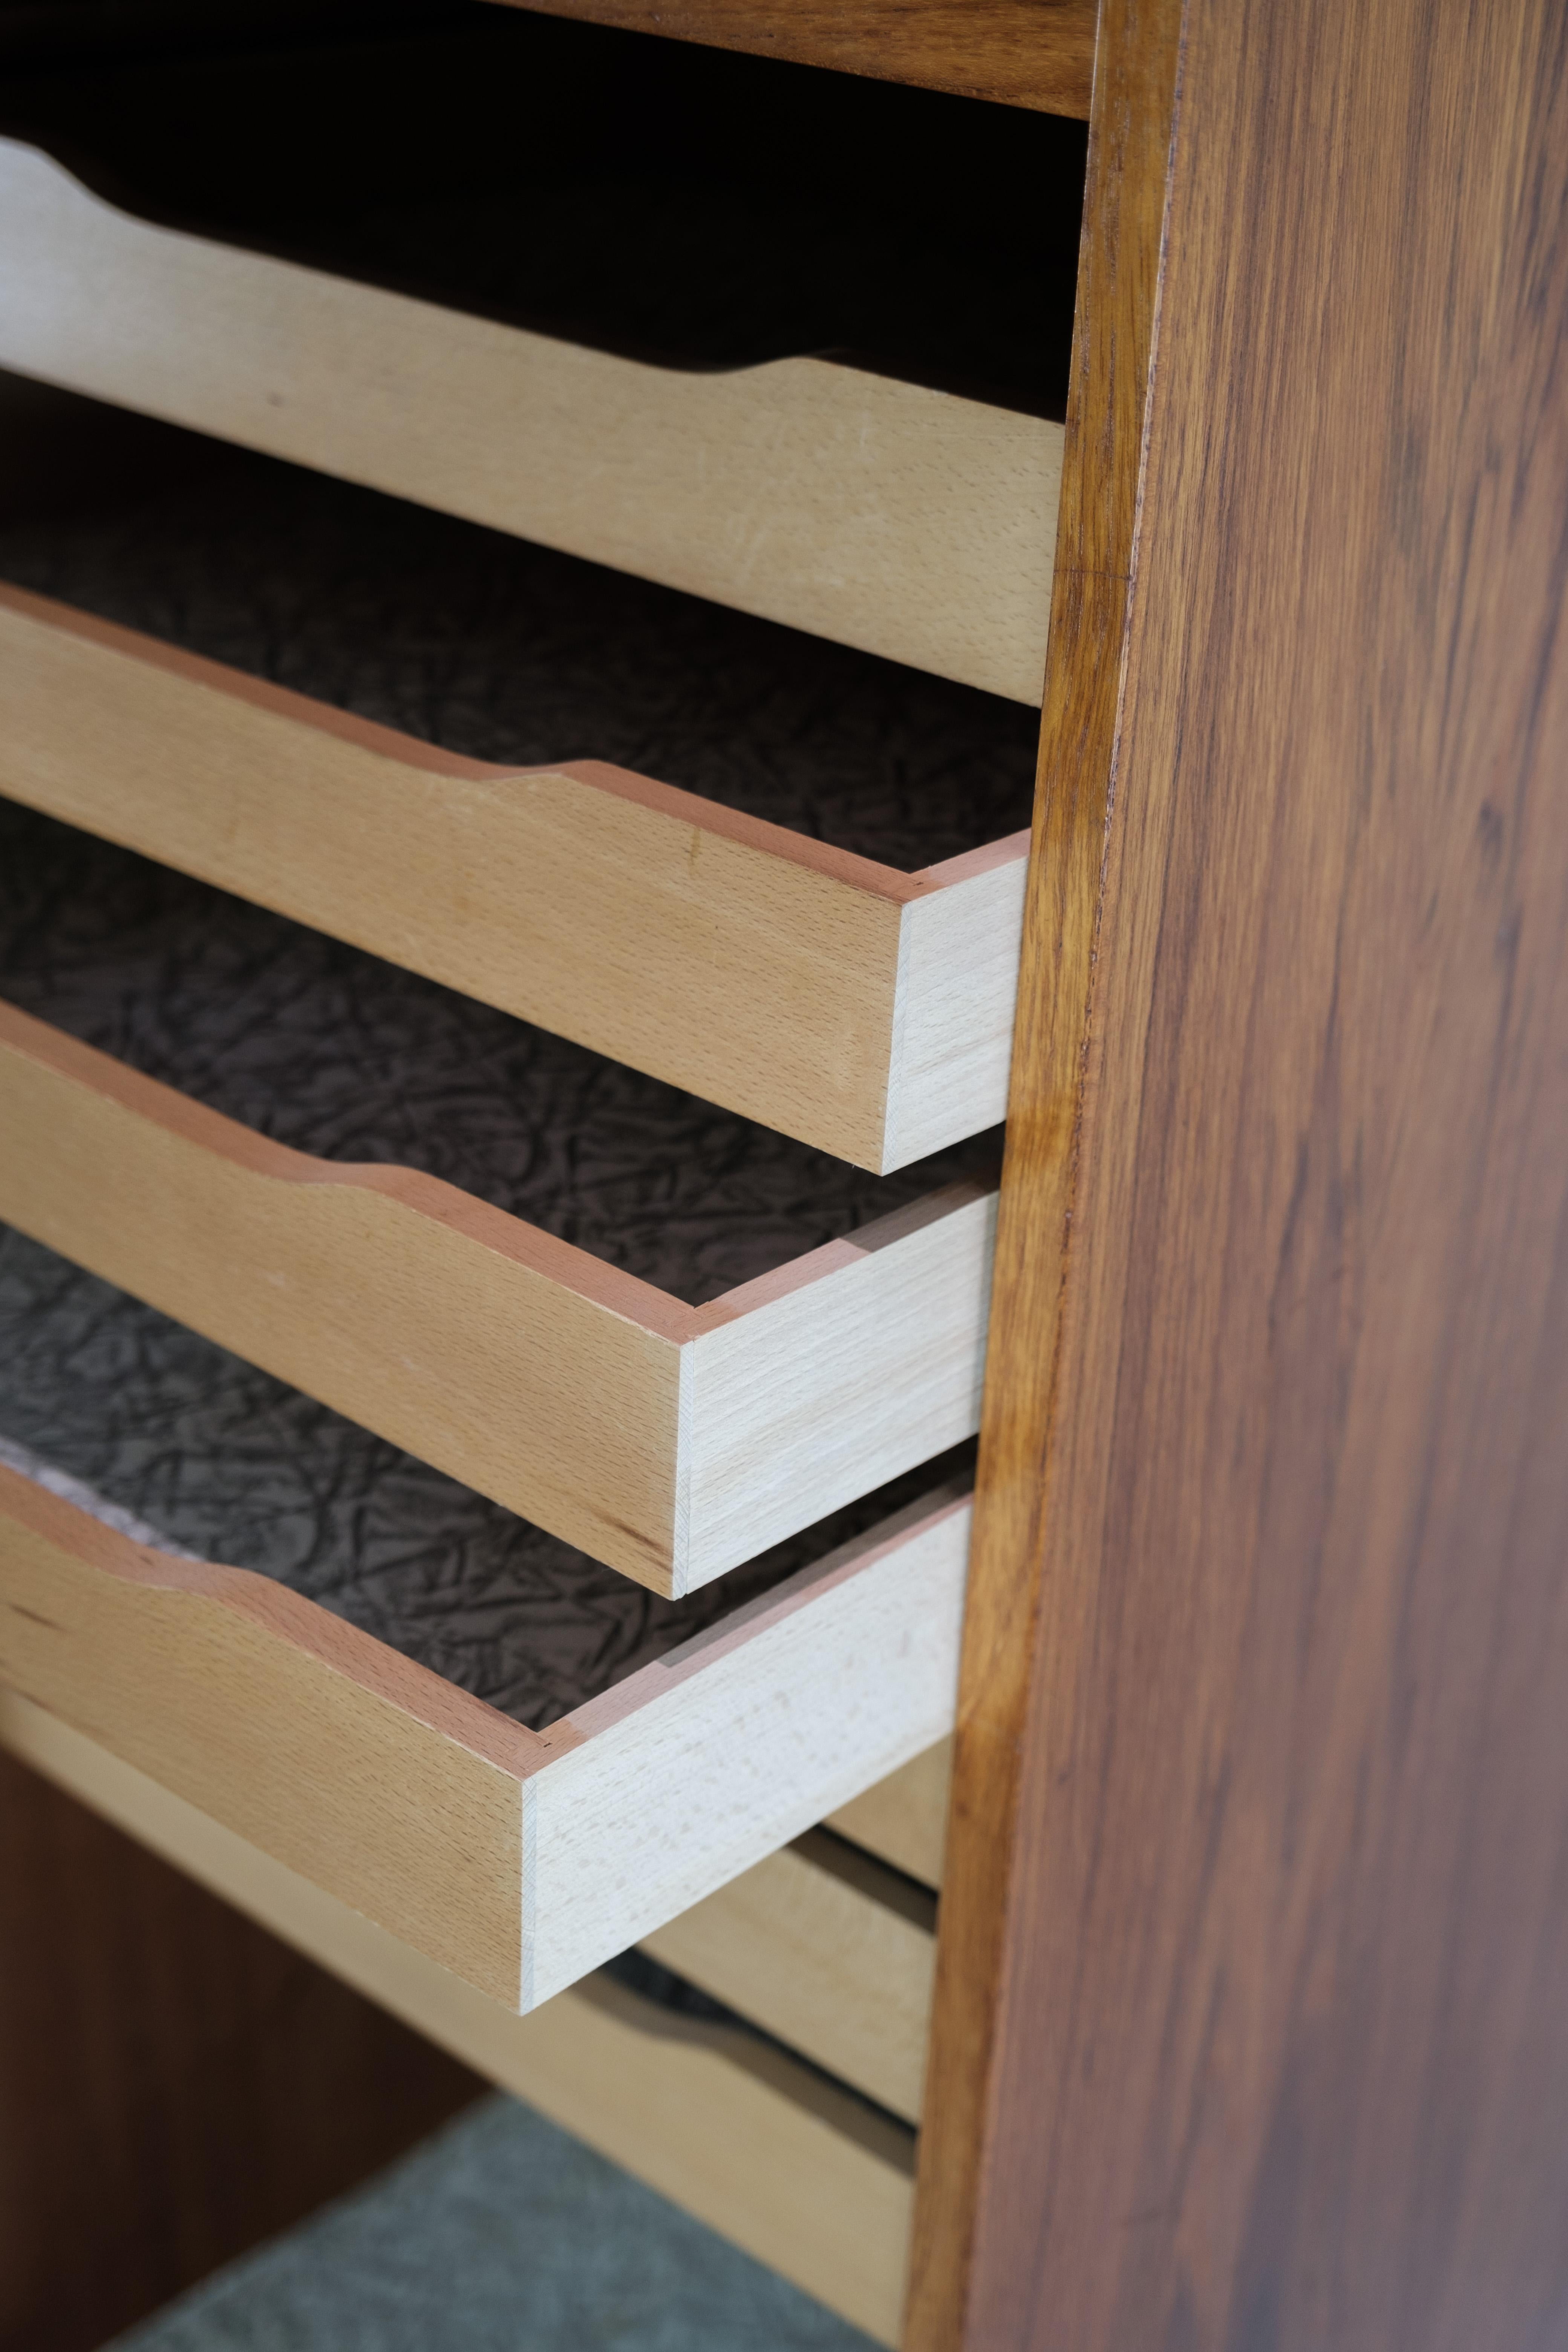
[107,2093,877,2352]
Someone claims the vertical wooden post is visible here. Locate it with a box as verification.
[910,0,1568,2344]
[905,0,1185,2334]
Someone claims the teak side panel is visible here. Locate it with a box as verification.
[0,582,1025,1170]
[0,1008,994,1591]
[489,0,1096,115]
[0,141,1061,705]
[0,1465,971,2012]
[0,1689,914,2348]
[922,2,1568,2348]
[907,0,1183,2337]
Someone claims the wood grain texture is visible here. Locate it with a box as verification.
[0,1733,481,2352]
[1,1689,916,2349]
[0,1464,970,2008]
[0,582,1026,1170]
[0,139,1060,703]
[526,1483,969,2004]
[906,0,1184,2337]
[487,0,1095,114]
[0,1463,534,2001]
[0,1006,994,1591]
[887,847,1029,1170]
[919,0,1568,2346]
[643,1828,936,2124]
[683,1184,994,1588]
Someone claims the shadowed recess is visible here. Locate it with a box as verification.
[0,0,1086,413]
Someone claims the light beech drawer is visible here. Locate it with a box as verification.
[0,1230,966,2018]
[0,798,997,1594]
[0,1003,994,1596]
[0,1446,967,2017]
[0,580,1029,1172]
[0,135,1060,703]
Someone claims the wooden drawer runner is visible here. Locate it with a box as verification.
[0,138,1061,702]
[0,802,997,1592]
[643,1827,937,2125]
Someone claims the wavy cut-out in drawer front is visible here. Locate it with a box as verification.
[0,140,1061,703]
[0,1004,995,1593]
[0,583,1026,1172]
[0,1463,969,2014]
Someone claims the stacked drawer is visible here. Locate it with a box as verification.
[0,10,1074,2339]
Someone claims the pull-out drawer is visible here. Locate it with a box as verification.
[0,1007,993,1593]
[0,397,1041,1168]
[0,1231,970,2012]
[0,802,996,1591]
[0,1460,965,2017]
[0,136,1060,702]
[0,581,1030,1170]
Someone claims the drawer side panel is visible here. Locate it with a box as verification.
[682,1188,995,1586]
[0,1477,527,2001]
[0,140,1059,703]
[0,1018,684,1584]
[0,591,909,1167]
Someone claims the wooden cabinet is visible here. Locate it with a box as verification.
[3,2,1566,2348]
[0,16,1018,2338]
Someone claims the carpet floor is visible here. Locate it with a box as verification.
[106,2092,878,2351]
